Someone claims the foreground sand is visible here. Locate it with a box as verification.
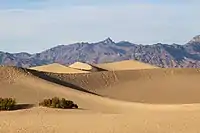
[1,105,200,133]
[1,65,200,133]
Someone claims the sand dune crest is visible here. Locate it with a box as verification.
[30,63,88,73]
[69,62,93,71]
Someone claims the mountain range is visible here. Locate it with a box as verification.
[1,35,200,68]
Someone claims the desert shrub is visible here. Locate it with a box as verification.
[39,97,78,109]
[0,98,16,111]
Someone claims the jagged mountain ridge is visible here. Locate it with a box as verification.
[2,36,200,68]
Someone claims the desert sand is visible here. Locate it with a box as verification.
[69,61,107,72]
[1,61,200,133]
[69,62,93,71]
[96,60,158,70]
[30,63,88,73]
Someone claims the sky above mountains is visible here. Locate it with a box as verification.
[0,0,200,53]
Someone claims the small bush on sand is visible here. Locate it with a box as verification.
[0,98,16,111]
[39,97,78,109]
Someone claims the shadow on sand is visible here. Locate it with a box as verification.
[27,69,101,96]
[14,104,35,110]
[0,104,35,112]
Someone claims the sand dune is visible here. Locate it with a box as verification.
[69,62,93,71]
[30,63,88,73]
[96,60,158,70]
[2,65,200,132]
[0,66,126,113]
[44,68,200,104]
[69,61,107,72]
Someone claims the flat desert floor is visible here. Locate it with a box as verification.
[1,61,200,133]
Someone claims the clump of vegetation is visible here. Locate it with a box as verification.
[0,98,16,111]
[39,97,78,109]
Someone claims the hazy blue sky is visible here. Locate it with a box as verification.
[0,0,200,53]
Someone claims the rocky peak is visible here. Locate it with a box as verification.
[188,35,200,44]
[100,37,115,44]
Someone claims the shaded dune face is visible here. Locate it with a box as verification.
[43,68,200,104]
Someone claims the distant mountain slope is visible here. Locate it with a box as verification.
[2,36,200,68]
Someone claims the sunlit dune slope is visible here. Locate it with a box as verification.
[69,62,93,71]
[30,63,88,73]
[96,60,158,70]
[45,68,200,104]
[69,62,107,72]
